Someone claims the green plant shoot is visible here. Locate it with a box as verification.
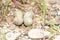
[4,0,10,15]
[41,0,46,25]
[1,30,6,40]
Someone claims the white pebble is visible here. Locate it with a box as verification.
[24,36,28,38]
[2,0,6,4]
[58,11,60,16]
[44,30,51,37]
[28,29,44,38]
[28,39,31,40]
[31,2,35,6]
[6,31,21,40]
[54,35,60,40]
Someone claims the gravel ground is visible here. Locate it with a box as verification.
[0,0,60,40]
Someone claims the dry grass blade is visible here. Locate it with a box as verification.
[47,21,60,35]
[32,0,36,2]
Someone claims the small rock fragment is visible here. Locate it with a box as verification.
[51,11,58,15]
[44,30,51,37]
[58,11,60,16]
[54,35,60,40]
[49,0,57,4]
[2,0,6,4]
[6,31,21,40]
[31,2,35,6]
[21,36,30,40]
[28,29,44,38]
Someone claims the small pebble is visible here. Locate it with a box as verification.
[58,11,60,16]
[31,2,35,6]
[24,36,28,39]
[2,0,6,4]
[51,11,58,15]
[54,35,60,40]
[28,39,31,40]
[22,37,28,40]
[28,29,44,38]
[49,0,57,4]
[6,31,21,40]
[44,30,51,37]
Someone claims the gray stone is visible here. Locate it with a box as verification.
[51,11,58,15]
[6,31,21,40]
[49,0,57,4]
